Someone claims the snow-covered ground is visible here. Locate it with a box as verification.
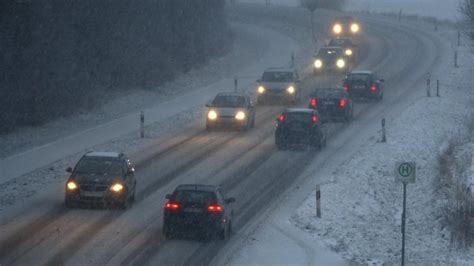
[289,38,474,264]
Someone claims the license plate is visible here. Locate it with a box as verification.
[322,101,335,105]
[184,208,203,213]
[354,85,365,89]
[82,191,104,198]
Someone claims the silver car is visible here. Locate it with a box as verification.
[256,68,301,104]
[205,92,256,131]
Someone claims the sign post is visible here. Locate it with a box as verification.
[395,162,416,266]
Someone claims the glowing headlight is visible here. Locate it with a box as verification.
[235,111,246,120]
[208,110,218,120]
[287,86,295,94]
[333,24,342,34]
[257,86,266,94]
[314,59,323,68]
[67,181,78,190]
[345,49,353,56]
[336,58,346,68]
[351,23,360,33]
[110,183,124,192]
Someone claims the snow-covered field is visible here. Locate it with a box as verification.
[291,40,474,264]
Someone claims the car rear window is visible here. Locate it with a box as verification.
[212,95,246,107]
[347,74,370,82]
[173,190,217,204]
[313,89,344,98]
[75,157,123,175]
[284,112,313,123]
[261,71,294,82]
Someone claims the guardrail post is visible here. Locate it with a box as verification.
[426,78,431,97]
[458,30,461,46]
[316,185,321,218]
[436,80,440,97]
[455,51,459,68]
[140,111,145,138]
[381,118,387,143]
[291,52,295,68]
[234,77,238,92]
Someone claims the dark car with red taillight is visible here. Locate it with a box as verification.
[343,70,384,101]
[275,108,327,150]
[162,184,235,240]
[308,88,354,123]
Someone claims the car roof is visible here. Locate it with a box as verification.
[264,67,295,73]
[85,151,121,158]
[311,88,345,95]
[175,184,218,192]
[284,108,315,114]
[349,70,373,75]
[321,46,343,50]
[335,16,355,22]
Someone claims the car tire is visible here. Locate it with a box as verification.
[206,124,213,131]
[163,224,172,239]
[119,196,130,210]
[65,199,75,209]
[251,115,255,128]
[220,223,229,240]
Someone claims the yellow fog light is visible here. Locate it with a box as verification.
[110,183,124,192]
[287,86,295,94]
[333,24,342,34]
[257,86,265,94]
[314,59,323,68]
[336,58,346,68]
[235,111,246,120]
[208,110,218,120]
[351,23,360,33]
[67,181,78,190]
[345,49,353,56]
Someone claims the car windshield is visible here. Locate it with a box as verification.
[261,71,294,82]
[347,74,371,82]
[75,157,123,175]
[284,112,313,123]
[328,39,349,46]
[173,190,217,204]
[212,95,246,107]
[317,49,340,58]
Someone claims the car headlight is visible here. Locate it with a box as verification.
[345,49,353,56]
[333,24,342,34]
[336,58,346,68]
[351,23,360,33]
[287,86,295,94]
[110,183,124,192]
[314,59,323,68]
[257,86,265,94]
[208,110,218,120]
[67,181,78,190]
[235,111,246,120]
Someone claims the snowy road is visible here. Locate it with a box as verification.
[0,4,451,266]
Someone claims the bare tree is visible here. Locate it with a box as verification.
[459,0,474,40]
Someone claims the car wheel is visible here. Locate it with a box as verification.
[65,199,75,209]
[206,124,213,131]
[251,115,255,128]
[163,224,172,239]
[220,224,228,240]
[119,196,130,210]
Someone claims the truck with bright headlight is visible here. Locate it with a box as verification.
[330,16,361,37]
[256,67,301,104]
[328,37,357,64]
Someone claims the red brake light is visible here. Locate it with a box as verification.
[164,200,180,211]
[310,98,317,108]
[343,85,349,92]
[311,115,318,123]
[339,98,347,108]
[370,84,377,91]
[278,114,285,122]
[207,204,223,213]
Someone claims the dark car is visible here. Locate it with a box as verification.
[256,67,301,104]
[313,46,349,75]
[205,92,255,131]
[275,108,327,150]
[328,37,357,64]
[331,16,361,37]
[162,184,235,239]
[343,70,384,100]
[308,88,354,123]
[65,151,137,209]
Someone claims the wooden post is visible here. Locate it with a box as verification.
[140,111,145,138]
[426,78,431,97]
[234,77,238,92]
[455,51,459,68]
[381,118,386,143]
[316,185,321,218]
[436,80,440,97]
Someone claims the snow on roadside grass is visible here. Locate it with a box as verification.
[292,46,474,264]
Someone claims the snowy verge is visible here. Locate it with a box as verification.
[292,45,474,264]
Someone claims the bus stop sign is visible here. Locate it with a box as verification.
[395,162,416,184]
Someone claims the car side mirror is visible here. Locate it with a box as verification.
[66,167,73,173]
[225,197,236,204]
[165,194,171,199]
